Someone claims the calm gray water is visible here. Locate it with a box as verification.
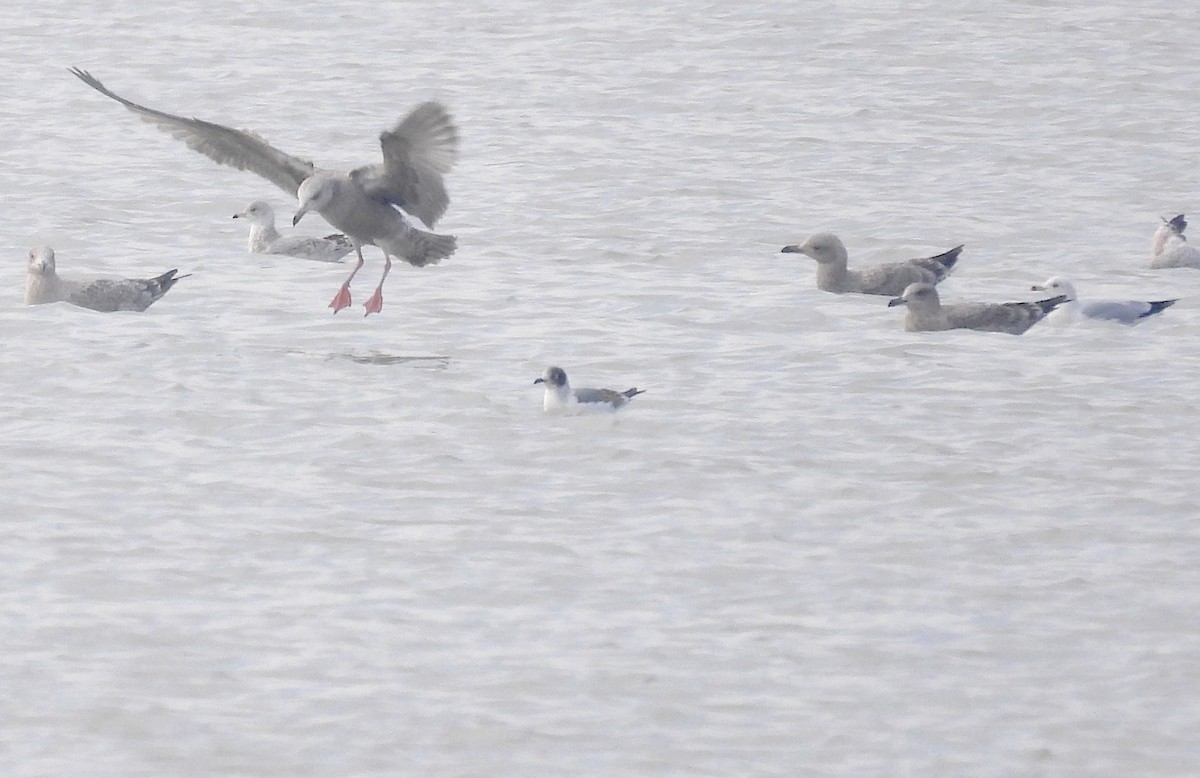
[2,1,1199,775]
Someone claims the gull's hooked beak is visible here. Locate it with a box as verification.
[293,204,310,227]
[533,377,545,385]
[1031,284,1047,292]
[887,296,906,308]
[780,245,801,254]
[232,210,245,220]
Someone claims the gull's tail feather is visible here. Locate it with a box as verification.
[387,228,457,267]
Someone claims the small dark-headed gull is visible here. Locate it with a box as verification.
[781,233,963,295]
[1150,214,1200,269]
[533,367,645,413]
[25,246,187,312]
[1030,277,1176,324]
[70,68,458,316]
[233,200,353,262]
[887,282,1065,335]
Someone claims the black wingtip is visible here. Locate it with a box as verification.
[1143,299,1178,317]
[151,269,190,292]
[1037,294,1069,314]
[931,244,964,269]
[622,388,646,399]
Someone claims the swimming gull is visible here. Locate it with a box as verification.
[1030,277,1176,324]
[533,366,645,413]
[781,233,963,295]
[233,200,353,262]
[25,246,187,312]
[1150,214,1200,269]
[887,282,1066,335]
[70,68,458,315]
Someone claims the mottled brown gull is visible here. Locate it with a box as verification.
[70,68,458,316]
[1150,214,1200,269]
[887,282,1066,335]
[1030,277,1176,325]
[781,233,963,296]
[233,201,353,263]
[25,247,187,312]
[533,367,645,413]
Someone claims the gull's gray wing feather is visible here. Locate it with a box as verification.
[70,68,315,196]
[265,234,354,262]
[351,101,458,227]
[63,269,186,312]
[574,387,644,408]
[857,263,943,295]
[574,388,628,407]
[1080,299,1175,323]
[856,245,964,295]
[946,296,1065,334]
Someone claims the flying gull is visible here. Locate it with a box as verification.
[233,200,354,262]
[26,246,187,312]
[781,232,963,295]
[887,282,1066,335]
[1030,277,1176,324]
[533,366,645,413]
[1150,214,1200,269]
[70,68,458,315]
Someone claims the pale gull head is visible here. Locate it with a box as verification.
[780,233,847,265]
[293,174,338,227]
[28,246,55,276]
[1030,277,1078,301]
[233,200,276,227]
[887,281,939,311]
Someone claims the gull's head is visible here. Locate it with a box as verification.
[294,175,336,226]
[1031,276,1077,301]
[533,366,569,389]
[888,282,938,309]
[27,246,55,276]
[780,232,846,265]
[234,200,274,225]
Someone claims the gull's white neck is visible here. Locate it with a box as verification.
[246,220,282,253]
[25,271,64,305]
[542,383,574,412]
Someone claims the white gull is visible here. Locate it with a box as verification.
[533,367,645,413]
[1150,214,1200,269]
[233,200,353,263]
[1030,277,1176,325]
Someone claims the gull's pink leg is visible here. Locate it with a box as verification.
[363,254,393,316]
[329,247,364,313]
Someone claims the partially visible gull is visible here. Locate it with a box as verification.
[25,246,187,312]
[533,366,645,413]
[887,282,1065,335]
[70,67,458,316]
[781,233,963,295]
[1031,277,1176,325]
[233,200,353,262]
[1150,214,1200,269]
